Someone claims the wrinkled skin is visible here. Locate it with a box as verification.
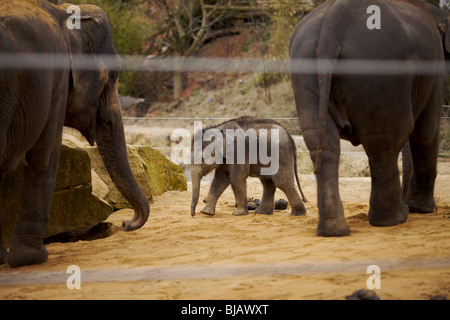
[289,0,449,236]
[190,117,307,217]
[0,0,149,267]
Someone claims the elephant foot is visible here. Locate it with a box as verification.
[255,206,274,215]
[201,205,215,216]
[317,216,350,237]
[368,204,408,227]
[233,208,249,216]
[0,246,7,265]
[406,197,437,214]
[255,210,273,216]
[8,243,48,268]
[290,204,307,216]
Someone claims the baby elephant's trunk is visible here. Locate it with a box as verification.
[190,168,201,216]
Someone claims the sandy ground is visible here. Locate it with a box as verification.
[0,162,450,300]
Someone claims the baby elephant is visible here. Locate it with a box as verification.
[189,116,307,217]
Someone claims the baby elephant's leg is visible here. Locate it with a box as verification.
[229,168,249,216]
[255,178,276,215]
[201,168,230,215]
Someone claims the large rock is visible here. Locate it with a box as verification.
[0,137,113,245]
[87,145,187,210]
[63,127,187,209]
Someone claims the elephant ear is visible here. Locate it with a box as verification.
[62,5,111,143]
[66,15,104,89]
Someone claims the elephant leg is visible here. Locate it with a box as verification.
[303,123,348,235]
[230,167,248,216]
[405,116,439,213]
[365,147,409,226]
[314,148,349,236]
[293,81,348,236]
[255,178,276,215]
[405,141,438,213]
[8,139,61,267]
[0,215,6,265]
[0,174,7,265]
[201,168,230,216]
[276,181,306,216]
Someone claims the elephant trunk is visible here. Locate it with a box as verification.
[190,167,202,217]
[96,83,150,231]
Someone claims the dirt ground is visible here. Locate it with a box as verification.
[1,161,450,300]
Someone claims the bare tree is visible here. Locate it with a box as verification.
[148,0,234,99]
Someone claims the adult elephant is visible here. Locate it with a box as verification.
[289,0,449,236]
[0,0,149,267]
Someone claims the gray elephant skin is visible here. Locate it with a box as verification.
[189,117,307,217]
[289,0,449,236]
[0,0,149,267]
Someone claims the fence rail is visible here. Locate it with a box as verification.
[1,53,450,75]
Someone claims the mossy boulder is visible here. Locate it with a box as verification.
[137,146,187,195]
[63,127,187,209]
[87,145,187,210]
